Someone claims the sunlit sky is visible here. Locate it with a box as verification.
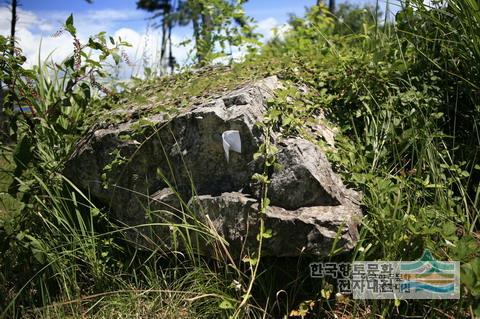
[0,0,397,71]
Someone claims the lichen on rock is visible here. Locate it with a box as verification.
[64,75,362,257]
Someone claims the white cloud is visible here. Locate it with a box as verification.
[257,17,278,37]
[0,7,292,77]
[0,7,73,66]
[0,7,39,35]
[38,23,55,32]
[257,17,292,42]
[0,7,193,77]
[112,27,193,77]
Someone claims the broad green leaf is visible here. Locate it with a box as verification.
[65,14,77,36]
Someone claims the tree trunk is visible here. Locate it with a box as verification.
[168,22,174,74]
[1,0,18,143]
[189,1,204,63]
[0,86,4,141]
[10,0,17,56]
[8,0,18,142]
[328,0,335,14]
[192,15,202,62]
[316,0,334,13]
[196,2,213,65]
[200,9,213,62]
[159,17,168,75]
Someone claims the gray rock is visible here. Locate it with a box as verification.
[64,76,362,257]
[149,188,183,212]
[65,76,280,228]
[265,138,361,210]
[190,192,361,257]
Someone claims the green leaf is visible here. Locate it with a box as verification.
[257,228,273,241]
[218,299,234,309]
[138,118,155,127]
[251,173,268,183]
[13,135,33,171]
[65,14,77,36]
[112,52,121,65]
[262,228,272,238]
[25,234,47,264]
[242,256,258,266]
[321,288,331,299]
[441,222,456,236]
[262,197,270,208]
[88,38,104,51]
[475,304,480,318]
[394,299,401,307]
[461,258,480,295]
[253,151,262,161]
[91,208,100,217]
[453,236,478,260]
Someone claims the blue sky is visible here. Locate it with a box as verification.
[11,0,326,38]
[17,0,394,26]
[19,0,318,23]
[0,0,394,73]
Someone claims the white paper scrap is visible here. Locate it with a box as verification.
[222,130,242,162]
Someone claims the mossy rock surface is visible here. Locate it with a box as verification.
[65,73,362,257]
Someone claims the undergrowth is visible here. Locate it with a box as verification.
[0,1,479,318]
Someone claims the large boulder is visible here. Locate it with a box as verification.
[64,76,362,257]
[190,192,361,257]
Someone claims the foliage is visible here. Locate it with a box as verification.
[1,1,479,318]
[137,0,259,66]
[333,3,381,35]
[0,15,132,315]
[255,2,480,316]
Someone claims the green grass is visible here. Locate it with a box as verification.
[90,62,279,127]
[1,1,479,318]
